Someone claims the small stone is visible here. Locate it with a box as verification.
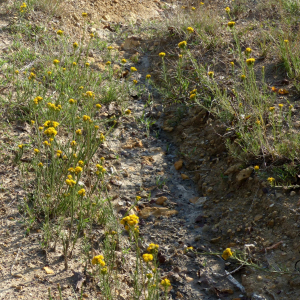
[236,167,253,181]
[257,275,263,281]
[174,160,183,170]
[290,191,296,196]
[181,174,189,180]
[43,266,54,274]
[206,187,213,193]
[210,236,221,244]
[82,294,89,298]
[186,276,194,282]
[254,214,263,222]
[156,196,167,205]
[13,274,23,278]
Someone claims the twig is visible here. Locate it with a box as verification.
[10,245,22,275]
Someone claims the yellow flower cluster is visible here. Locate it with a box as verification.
[178,41,187,49]
[142,253,153,262]
[76,129,82,135]
[99,133,105,142]
[47,102,62,111]
[121,59,127,64]
[85,91,95,98]
[146,74,151,79]
[78,188,85,196]
[96,164,106,175]
[44,120,59,128]
[73,42,78,49]
[161,278,171,287]
[246,58,255,66]
[69,98,76,104]
[208,71,214,77]
[53,59,60,65]
[57,30,63,36]
[66,178,76,187]
[56,150,62,157]
[83,115,91,122]
[28,72,36,80]
[131,67,137,72]
[20,2,27,12]
[33,96,43,105]
[147,243,159,253]
[92,255,105,266]
[75,166,82,175]
[187,27,194,33]
[44,127,57,137]
[121,214,139,227]
[222,248,233,260]
[228,21,235,28]
[159,52,166,58]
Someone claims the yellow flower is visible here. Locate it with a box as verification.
[44,127,57,137]
[246,58,255,66]
[178,41,187,49]
[57,30,63,36]
[227,21,235,28]
[120,214,139,227]
[96,104,102,109]
[106,61,111,65]
[241,74,246,80]
[268,177,275,183]
[131,67,137,72]
[147,273,153,279]
[142,253,153,262]
[133,79,138,84]
[284,39,289,44]
[79,86,83,90]
[28,72,36,80]
[187,27,194,33]
[39,126,44,131]
[66,179,76,187]
[269,107,275,112]
[161,278,171,287]
[190,93,196,100]
[289,105,293,110]
[78,160,84,166]
[15,70,19,75]
[68,167,75,173]
[225,7,230,13]
[69,98,75,104]
[146,74,151,79]
[245,47,252,54]
[125,109,131,115]
[255,120,261,125]
[72,62,77,66]
[107,46,113,50]
[90,33,94,38]
[34,148,39,154]
[78,188,85,196]
[278,103,283,108]
[38,162,43,167]
[73,42,78,49]
[208,71,214,77]
[95,125,99,130]
[222,248,233,260]
[71,140,76,147]
[83,115,91,122]
[147,243,159,252]
[82,12,88,17]
[254,165,259,171]
[18,144,24,149]
[121,59,127,64]
[136,196,141,201]
[92,255,105,265]
[191,6,196,10]
[53,59,60,65]
[101,268,107,274]
[76,129,82,135]
[56,150,62,157]
[43,141,50,146]
[85,91,95,98]
[85,62,90,67]
[230,61,234,66]
[75,166,83,175]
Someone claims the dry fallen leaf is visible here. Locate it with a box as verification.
[43,266,54,274]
